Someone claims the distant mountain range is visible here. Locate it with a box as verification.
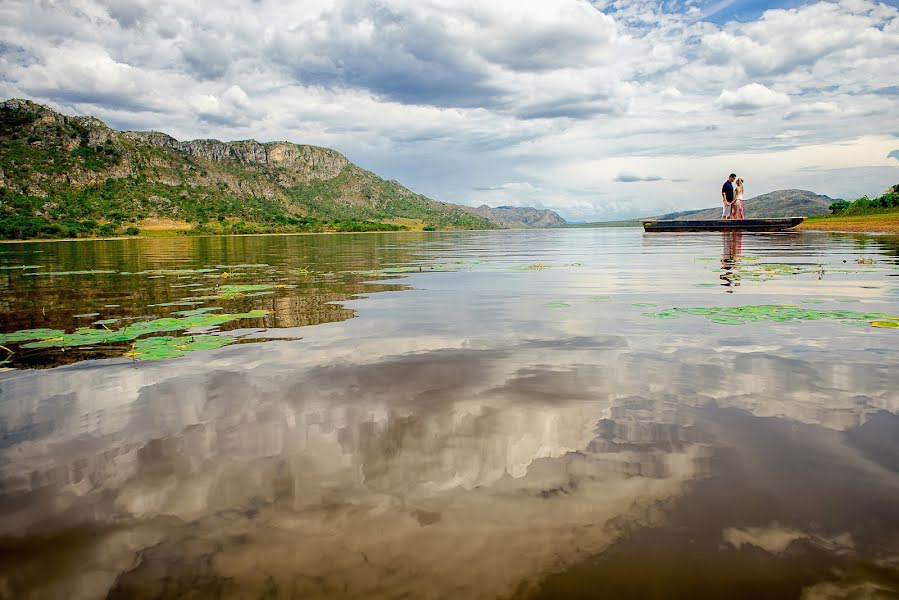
[465,205,566,228]
[650,189,835,220]
[1,98,500,238]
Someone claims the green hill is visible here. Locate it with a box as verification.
[0,99,495,239]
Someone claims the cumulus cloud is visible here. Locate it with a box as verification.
[0,0,897,220]
[717,83,791,114]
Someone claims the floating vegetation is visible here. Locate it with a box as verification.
[25,269,117,277]
[632,302,657,307]
[148,301,204,308]
[695,283,717,288]
[183,283,296,301]
[121,268,217,276]
[0,328,66,344]
[215,264,269,269]
[170,283,204,288]
[172,307,224,316]
[125,335,236,360]
[643,305,899,329]
[0,265,42,270]
[92,319,119,325]
[590,295,611,301]
[5,311,268,352]
[515,263,548,271]
[73,313,100,318]
[544,301,571,308]
[104,304,121,308]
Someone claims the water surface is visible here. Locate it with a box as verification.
[1,229,898,599]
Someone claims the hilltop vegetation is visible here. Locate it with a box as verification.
[0,99,495,240]
[825,184,899,215]
[798,184,899,233]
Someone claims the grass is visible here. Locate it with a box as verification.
[799,211,899,234]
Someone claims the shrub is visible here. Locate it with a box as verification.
[125,226,140,236]
[829,200,850,214]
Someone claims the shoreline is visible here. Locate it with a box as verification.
[3,217,899,243]
[0,228,477,244]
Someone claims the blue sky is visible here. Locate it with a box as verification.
[1,0,898,220]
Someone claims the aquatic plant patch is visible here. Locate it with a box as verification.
[643,305,899,328]
[0,311,268,352]
[24,269,116,276]
[125,334,236,360]
[544,301,571,308]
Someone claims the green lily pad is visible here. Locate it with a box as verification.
[0,265,42,270]
[93,319,120,325]
[73,313,100,318]
[172,307,224,316]
[127,335,236,360]
[0,329,66,344]
[25,270,117,276]
[544,302,571,308]
[214,264,269,269]
[643,304,899,329]
[18,310,268,350]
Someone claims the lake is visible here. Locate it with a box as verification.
[1,229,898,599]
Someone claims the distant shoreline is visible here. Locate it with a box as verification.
[3,214,898,243]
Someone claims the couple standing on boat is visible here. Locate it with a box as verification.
[721,173,745,219]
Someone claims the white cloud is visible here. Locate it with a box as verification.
[0,0,898,220]
[717,83,791,113]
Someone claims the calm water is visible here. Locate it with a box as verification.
[1,229,898,599]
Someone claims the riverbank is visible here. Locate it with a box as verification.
[798,213,899,234]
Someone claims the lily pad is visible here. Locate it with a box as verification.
[17,310,269,350]
[643,304,899,329]
[544,301,571,308]
[0,265,42,270]
[126,334,236,360]
[73,313,101,318]
[25,270,117,277]
[0,328,66,344]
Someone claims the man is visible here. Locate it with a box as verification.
[721,173,736,219]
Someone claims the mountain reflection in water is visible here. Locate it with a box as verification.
[0,229,898,599]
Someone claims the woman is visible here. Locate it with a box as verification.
[733,178,745,219]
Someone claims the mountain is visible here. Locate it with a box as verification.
[652,189,835,221]
[0,98,496,239]
[465,205,566,228]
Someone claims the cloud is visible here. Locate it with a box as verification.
[717,83,791,114]
[615,172,664,182]
[0,0,897,220]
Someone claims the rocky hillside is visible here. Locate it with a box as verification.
[652,189,834,221]
[465,205,566,228]
[0,99,495,239]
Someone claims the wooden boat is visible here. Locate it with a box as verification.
[641,217,805,232]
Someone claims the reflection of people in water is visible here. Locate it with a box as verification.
[720,231,743,290]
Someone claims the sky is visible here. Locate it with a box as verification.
[1,0,899,221]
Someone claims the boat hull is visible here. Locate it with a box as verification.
[641,217,805,232]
